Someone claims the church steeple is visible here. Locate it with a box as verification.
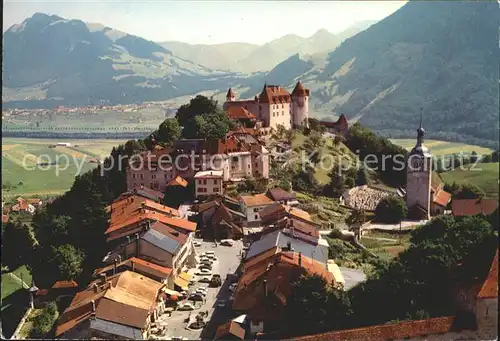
[416,107,425,146]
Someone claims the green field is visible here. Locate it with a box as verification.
[440,162,499,199]
[391,139,493,157]
[1,265,33,338]
[360,231,412,261]
[2,138,126,198]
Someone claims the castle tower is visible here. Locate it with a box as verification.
[291,81,310,128]
[406,112,432,220]
[226,88,236,102]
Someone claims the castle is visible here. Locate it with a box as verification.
[223,82,310,130]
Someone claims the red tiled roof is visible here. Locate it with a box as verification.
[291,81,310,97]
[452,199,498,216]
[259,85,291,104]
[52,280,78,289]
[226,107,257,120]
[150,221,188,244]
[107,195,179,217]
[433,189,451,207]
[167,176,188,188]
[129,257,173,277]
[478,249,498,299]
[215,321,245,340]
[240,194,275,207]
[95,297,150,329]
[291,316,457,341]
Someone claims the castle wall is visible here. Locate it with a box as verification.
[268,102,291,129]
[292,96,309,128]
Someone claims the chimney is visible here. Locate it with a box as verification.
[100,272,107,283]
[298,252,302,267]
[92,283,99,294]
[91,300,96,313]
[263,280,268,297]
[286,241,291,251]
[113,259,118,275]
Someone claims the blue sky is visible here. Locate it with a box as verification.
[4,1,406,44]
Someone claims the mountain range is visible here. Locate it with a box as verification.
[158,22,375,73]
[2,2,499,146]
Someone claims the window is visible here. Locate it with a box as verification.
[282,103,284,108]
[164,174,168,179]
[203,179,207,185]
[152,174,156,179]
[198,179,203,185]
[248,164,251,169]
[213,179,218,185]
[214,188,219,192]
[254,215,259,220]
[140,174,144,179]
[486,308,489,316]
[132,174,136,179]
[282,111,284,116]
[253,208,259,213]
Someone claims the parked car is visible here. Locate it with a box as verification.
[194,290,206,297]
[217,300,227,308]
[197,269,212,275]
[204,251,215,256]
[210,274,222,287]
[200,259,213,265]
[229,283,238,292]
[193,241,202,247]
[198,276,212,283]
[199,264,212,270]
[188,293,204,301]
[220,239,234,246]
[177,302,195,311]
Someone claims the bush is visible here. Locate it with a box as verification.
[375,196,407,224]
[32,301,59,337]
[328,227,343,239]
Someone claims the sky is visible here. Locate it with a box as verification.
[3,1,406,45]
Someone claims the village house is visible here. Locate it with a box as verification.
[224,82,310,130]
[239,194,275,226]
[232,250,337,334]
[94,256,174,289]
[10,197,41,214]
[55,271,167,340]
[194,170,223,199]
[118,185,165,203]
[195,195,245,238]
[215,320,246,340]
[126,132,269,193]
[265,188,298,206]
[244,229,329,265]
[451,198,498,217]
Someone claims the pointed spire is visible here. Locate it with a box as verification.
[291,80,308,97]
[226,88,235,99]
[417,107,425,146]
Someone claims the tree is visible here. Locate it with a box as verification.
[285,274,353,337]
[375,196,407,223]
[1,221,37,270]
[176,95,220,127]
[32,301,59,337]
[454,183,485,199]
[156,118,181,146]
[50,244,84,281]
[324,171,346,198]
[182,110,231,140]
[355,166,368,186]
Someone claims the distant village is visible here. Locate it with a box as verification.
[2,83,497,341]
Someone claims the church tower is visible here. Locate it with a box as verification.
[406,112,432,220]
[291,81,310,128]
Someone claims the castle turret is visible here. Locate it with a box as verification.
[226,88,236,102]
[291,81,310,128]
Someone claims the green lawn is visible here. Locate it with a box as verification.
[1,265,32,338]
[2,138,125,198]
[360,231,412,261]
[440,162,499,199]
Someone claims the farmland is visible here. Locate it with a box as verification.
[2,138,126,198]
[391,139,493,157]
[440,162,499,199]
